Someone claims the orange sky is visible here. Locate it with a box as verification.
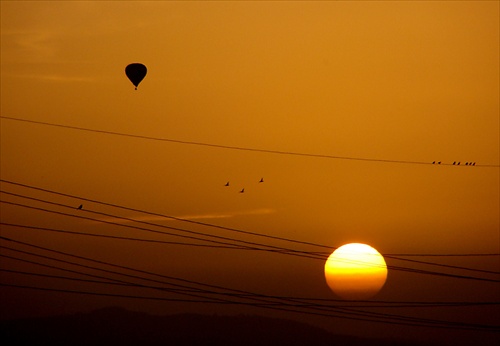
[1,1,499,344]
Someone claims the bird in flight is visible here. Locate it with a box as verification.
[225,182,230,187]
[77,204,83,210]
[259,178,264,183]
[239,188,245,193]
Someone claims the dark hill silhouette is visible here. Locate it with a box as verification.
[1,306,423,346]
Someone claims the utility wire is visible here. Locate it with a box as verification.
[4,268,497,309]
[384,254,500,275]
[1,116,498,168]
[0,198,324,261]
[0,179,331,251]
[0,222,246,250]
[1,200,499,283]
[385,253,500,257]
[2,239,499,331]
[3,221,499,278]
[1,236,495,307]
[4,283,497,332]
[2,179,498,258]
[0,251,249,305]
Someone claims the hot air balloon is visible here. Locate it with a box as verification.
[125,63,147,90]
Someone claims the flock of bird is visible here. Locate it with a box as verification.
[75,178,267,209]
[225,177,264,193]
[432,161,476,166]
[75,157,481,210]
[74,159,480,210]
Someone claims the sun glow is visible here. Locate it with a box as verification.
[324,243,387,300]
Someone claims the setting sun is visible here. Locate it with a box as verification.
[325,243,388,300]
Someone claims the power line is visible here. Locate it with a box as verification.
[2,183,499,282]
[4,268,497,309]
[384,254,500,276]
[0,283,224,304]
[2,185,499,280]
[2,199,499,282]
[0,222,246,250]
[3,196,432,277]
[0,188,329,259]
[2,239,498,331]
[2,179,498,258]
[385,253,500,257]
[0,251,246,305]
[0,179,331,251]
[3,237,497,309]
[2,116,498,167]
[3,282,496,332]
[3,221,499,278]
[0,239,247,297]
[0,197,324,261]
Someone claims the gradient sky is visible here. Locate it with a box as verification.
[1,1,499,344]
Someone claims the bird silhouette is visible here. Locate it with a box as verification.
[239,188,245,193]
[432,161,435,164]
[457,162,460,165]
[259,178,264,183]
[453,162,456,165]
[225,182,230,187]
[438,161,441,164]
[77,204,83,210]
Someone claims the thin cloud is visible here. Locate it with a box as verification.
[179,208,276,220]
[17,74,95,83]
[1,30,57,64]
[89,208,276,225]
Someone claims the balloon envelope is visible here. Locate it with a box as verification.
[125,63,147,89]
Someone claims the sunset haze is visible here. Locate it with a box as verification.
[1,1,499,345]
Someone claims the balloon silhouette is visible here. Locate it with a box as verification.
[125,63,147,90]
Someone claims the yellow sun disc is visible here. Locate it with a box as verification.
[324,243,387,300]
